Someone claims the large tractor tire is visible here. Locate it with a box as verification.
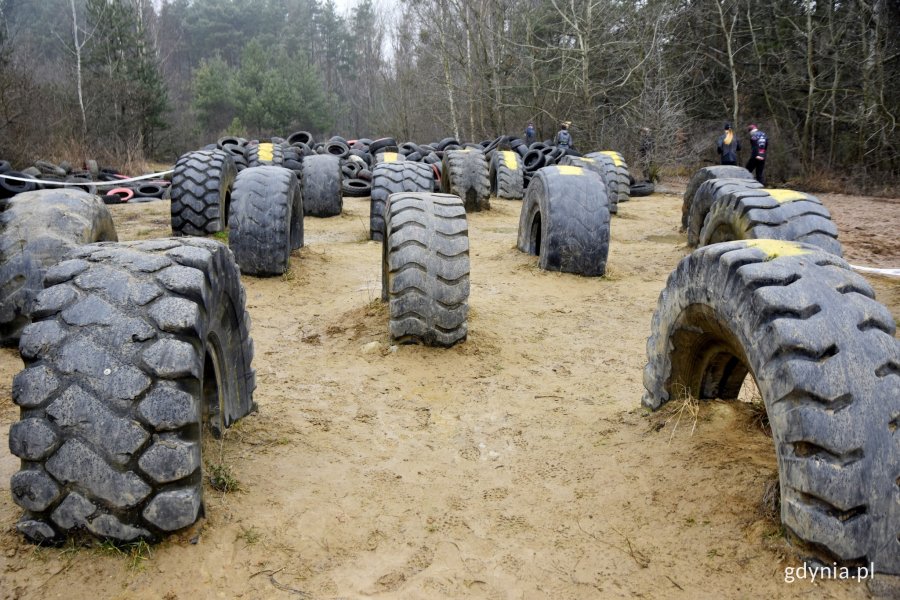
[247,142,285,167]
[516,165,610,276]
[301,154,342,217]
[381,192,469,347]
[229,166,303,276]
[686,177,764,246]
[584,151,630,207]
[681,165,756,230]
[558,155,617,214]
[441,149,490,212]
[170,150,236,236]
[0,190,117,346]
[699,188,842,256]
[643,240,899,576]
[9,238,256,544]
[490,150,524,200]
[369,162,434,241]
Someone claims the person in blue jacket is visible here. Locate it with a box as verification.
[524,122,536,146]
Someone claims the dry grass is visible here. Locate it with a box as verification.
[662,383,700,440]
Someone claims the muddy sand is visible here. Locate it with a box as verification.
[0,184,897,599]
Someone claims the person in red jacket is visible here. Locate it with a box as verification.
[745,123,768,185]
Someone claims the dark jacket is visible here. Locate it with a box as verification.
[716,130,741,164]
[524,125,536,145]
[749,129,768,160]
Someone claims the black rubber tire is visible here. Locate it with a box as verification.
[584,151,630,206]
[342,178,371,197]
[699,188,842,256]
[522,150,545,171]
[0,190,117,346]
[228,166,302,276]
[301,154,342,217]
[516,165,610,276]
[64,177,97,196]
[441,149,490,212]
[629,181,655,197]
[35,161,66,178]
[216,136,242,149]
[370,138,398,154]
[382,192,469,346]
[0,160,11,174]
[369,162,434,241]
[681,165,756,230]
[134,183,165,199]
[433,138,455,151]
[341,161,362,179]
[247,142,285,167]
[558,155,617,214]
[399,142,420,156]
[9,238,257,544]
[490,151,524,200]
[686,178,765,246]
[642,240,900,575]
[325,141,350,159]
[287,131,314,146]
[170,150,236,237]
[85,160,99,179]
[0,172,37,199]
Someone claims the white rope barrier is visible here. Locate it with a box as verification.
[850,265,900,278]
[0,170,173,188]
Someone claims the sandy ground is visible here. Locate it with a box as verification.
[0,183,897,599]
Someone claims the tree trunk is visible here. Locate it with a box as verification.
[71,0,87,141]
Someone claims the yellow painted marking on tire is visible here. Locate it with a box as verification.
[258,143,274,162]
[765,189,807,204]
[502,151,518,171]
[382,152,398,162]
[600,151,623,167]
[557,165,583,175]
[744,239,811,258]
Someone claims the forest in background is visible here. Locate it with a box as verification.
[0,0,897,191]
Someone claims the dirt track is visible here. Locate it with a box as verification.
[0,184,897,599]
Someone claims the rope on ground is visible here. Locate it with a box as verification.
[0,170,174,188]
[850,264,900,278]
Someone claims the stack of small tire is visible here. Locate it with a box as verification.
[0,158,170,203]
[643,239,900,577]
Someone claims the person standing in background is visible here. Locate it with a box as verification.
[524,122,536,146]
[716,123,740,165]
[745,123,768,185]
[554,122,572,150]
[639,126,655,181]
